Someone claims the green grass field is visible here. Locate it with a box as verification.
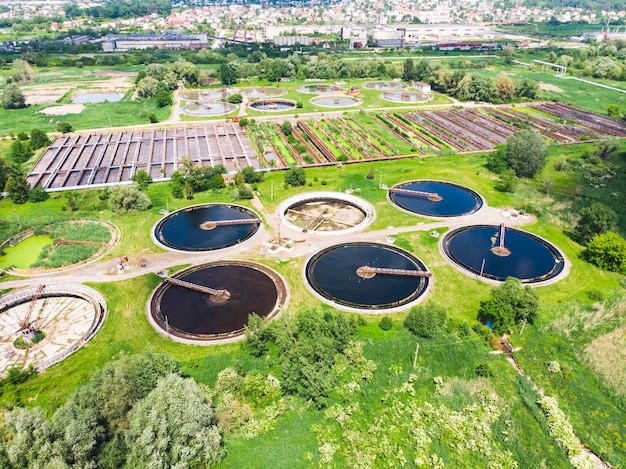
[0,62,625,466]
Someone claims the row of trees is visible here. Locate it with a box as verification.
[0,353,224,468]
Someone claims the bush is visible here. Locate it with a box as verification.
[29,128,51,150]
[284,166,306,187]
[28,186,49,203]
[108,185,152,214]
[378,316,393,330]
[475,363,493,377]
[56,121,74,133]
[155,90,172,108]
[241,165,263,184]
[585,231,626,273]
[226,93,243,104]
[404,302,447,338]
[478,277,539,335]
[573,203,618,246]
[2,83,26,109]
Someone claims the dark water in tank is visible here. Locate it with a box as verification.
[157,265,278,335]
[390,181,482,217]
[156,205,258,251]
[306,243,429,309]
[443,225,564,283]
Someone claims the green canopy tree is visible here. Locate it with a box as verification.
[586,231,626,273]
[573,203,618,246]
[478,277,539,335]
[505,129,547,178]
[2,83,26,109]
[124,374,224,468]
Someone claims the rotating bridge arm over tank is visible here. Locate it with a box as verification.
[356,266,432,279]
[389,187,443,202]
[163,277,230,300]
[199,218,261,230]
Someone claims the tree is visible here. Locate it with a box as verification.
[2,83,26,109]
[586,231,626,273]
[8,140,33,164]
[280,120,292,136]
[494,75,516,101]
[284,166,306,187]
[573,203,618,246]
[516,78,539,99]
[154,90,172,108]
[607,104,622,119]
[5,176,30,204]
[57,122,74,133]
[402,58,415,81]
[0,158,19,192]
[245,313,271,357]
[505,129,547,178]
[136,77,160,98]
[414,59,432,82]
[219,62,240,86]
[241,166,262,184]
[478,277,540,335]
[130,169,152,190]
[171,60,199,85]
[28,186,49,203]
[108,185,152,214]
[226,93,243,104]
[29,128,50,150]
[404,302,447,338]
[124,374,224,468]
[9,59,34,83]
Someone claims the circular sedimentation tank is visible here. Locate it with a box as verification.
[182,101,237,116]
[297,84,343,94]
[153,204,261,252]
[277,192,375,234]
[363,81,408,90]
[149,261,287,343]
[441,225,566,284]
[305,242,430,312]
[310,95,362,108]
[0,284,107,375]
[382,91,430,103]
[247,98,297,112]
[240,87,287,98]
[389,180,483,218]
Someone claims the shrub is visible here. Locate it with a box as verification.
[378,317,393,330]
[475,363,494,377]
[28,186,49,203]
[284,166,306,187]
[227,93,243,104]
[404,302,447,338]
[478,277,539,335]
[585,231,626,273]
[108,185,152,214]
[56,122,74,133]
[573,203,618,246]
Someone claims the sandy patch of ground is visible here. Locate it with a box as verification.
[25,93,64,105]
[539,82,564,93]
[39,104,85,115]
[94,70,137,78]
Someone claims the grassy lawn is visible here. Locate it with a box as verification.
[0,124,624,466]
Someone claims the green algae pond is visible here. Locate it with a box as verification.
[0,235,53,270]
